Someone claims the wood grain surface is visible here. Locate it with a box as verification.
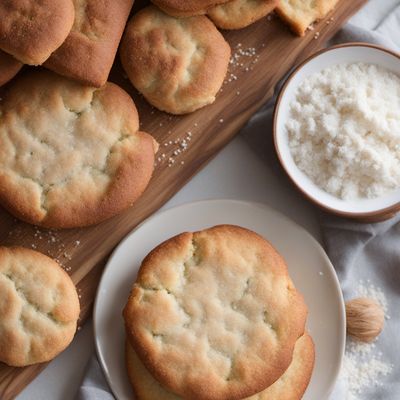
[0,1,367,398]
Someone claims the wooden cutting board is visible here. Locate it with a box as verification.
[0,1,367,398]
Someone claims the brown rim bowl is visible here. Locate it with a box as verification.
[273,43,400,222]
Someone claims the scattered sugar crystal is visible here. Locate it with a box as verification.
[341,338,393,398]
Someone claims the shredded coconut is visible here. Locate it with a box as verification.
[287,63,400,200]
[342,339,393,399]
[340,281,393,399]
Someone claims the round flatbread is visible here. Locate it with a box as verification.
[151,0,231,17]
[0,246,80,367]
[120,6,230,115]
[208,0,278,30]
[126,333,315,400]
[0,70,157,228]
[0,0,75,65]
[124,225,308,400]
[0,50,22,87]
[276,0,339,36]
[44,0,135,87]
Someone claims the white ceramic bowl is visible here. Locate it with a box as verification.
[274,43,400,221]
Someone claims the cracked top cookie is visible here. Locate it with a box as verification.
[120,6,230,115]
[151,0,231,17]
[0,71,157,228]
[208,0,278,30]
[125,333,315,400]
[0,246,80,367]
[0,0,75,65]
[123,225,308,400]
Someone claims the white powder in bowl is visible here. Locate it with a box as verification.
[287,62,400,200]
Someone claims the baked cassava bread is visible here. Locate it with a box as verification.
[0,71,157,228]
[208,0,278,30]
[126,333,315,400]
[45,0,134,87]
[120,6,230,115]
[124,225,308,400]
[151,0,232,17]
[0,246,80,367]
[276,0,339,36]
[0,0,75,65]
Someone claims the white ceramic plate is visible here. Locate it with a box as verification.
[94,199,345,400]
[274,43,400,218]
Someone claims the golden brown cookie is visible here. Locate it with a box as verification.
[208,0,278,30]
[120,6,231,115]
[0,71,157,228]
[151,0,231,17]
[124,225,308,400]
[276,0,339,36]
[0,50,22,87]
[0,246,80,367]
[45,0,134,87]
[126,333,315,400]
[0,0,75,65]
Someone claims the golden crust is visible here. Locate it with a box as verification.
[126,333,315,400]
[0,0,75,65]
[276,0,339,36]
[252,334,315,400]
[0,71,157,228]
[45,0,134,87]
[151,0,231,17]
[0,50,22,87]
[124,225,308,400]
[120,6,231,115]
[0,246,80,367]
[208,0,278,30]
